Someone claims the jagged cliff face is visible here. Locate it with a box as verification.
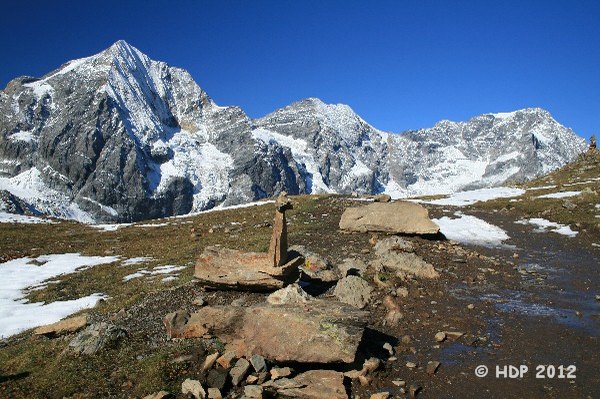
[0,41,587,222]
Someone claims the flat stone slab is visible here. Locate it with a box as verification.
[339,201,440,235]
[195,246,302,291]
[276,370,348,399]
[33,314,88,336]
[164,300,368,364]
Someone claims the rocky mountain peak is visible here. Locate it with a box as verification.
[0,43,587,223]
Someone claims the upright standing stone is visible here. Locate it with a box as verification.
[268,192,293,267]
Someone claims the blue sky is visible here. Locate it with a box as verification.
[1,1,598,140]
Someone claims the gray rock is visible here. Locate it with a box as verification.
[206,369,227,390]
[68,322,127,355]
[333,276,373,309]
[267,283,314,305]
[374,251,439,279]
[230,358,251,386]
[336,258,367,277]
[290,245,339,282]
[374,236,414,256]
[250,354,267,373]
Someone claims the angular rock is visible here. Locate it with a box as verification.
[164,310,206,339]
[267,283,314,305]
[383,295,403,326]
[445,331,465,341]
[244,385,263,399]
[370,393,390,399]
[374,236,414,256]
[262,377,303,389]
[277,370,347,399]
[336,258,367,277]
[216,351,236,369]
[426,360,441,375]
[34,314,88,336]
[182,379,206,399]
[68,322,127,355]
[165,301,368,363]
[373,194,392,203]
[207,369,228,391]
[339,201,440,235]
[250,354,267,373]
[270,366,293,380]
[333,276,373,309]
[374,252,439,279]
[202,352,219,372]
[143,391,173,399]
[291,245,339,282]
[230,358,251,386]
[207,388,222,399]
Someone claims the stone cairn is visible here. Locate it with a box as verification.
[194,192,303,290]
[268,192,293,267]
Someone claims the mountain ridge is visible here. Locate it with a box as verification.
[0,41,587,222]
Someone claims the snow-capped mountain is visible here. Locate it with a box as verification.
[0,41,587,222]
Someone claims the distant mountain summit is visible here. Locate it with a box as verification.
[0,41,587,222]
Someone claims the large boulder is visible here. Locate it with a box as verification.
[339,201,439,234]
[164,301,368,363]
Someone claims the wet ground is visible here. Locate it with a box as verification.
[415,208,600,398]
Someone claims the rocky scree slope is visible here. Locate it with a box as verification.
[0,41,586,222]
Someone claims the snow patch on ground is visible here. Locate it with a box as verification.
[424,187,526,206]
[123,265,186,282]
[515,218,578,237]
[527,185,557,191]
[136,223,170,228]
[0,253,119,338]
[0,212,55,224]
[120,257,154,267]
[433,213,510,247]
[91,223,133,232]
[536,191,581,199]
